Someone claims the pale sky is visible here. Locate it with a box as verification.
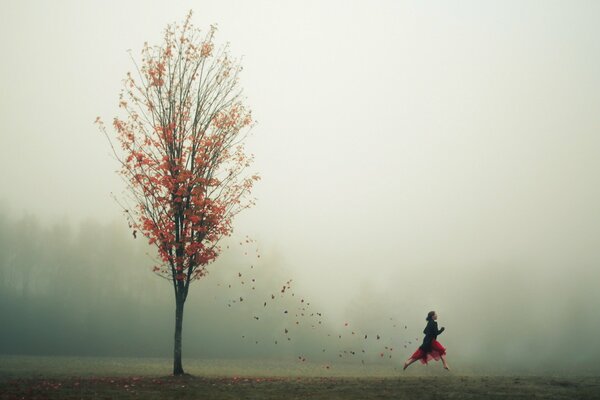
[1,0,600,341]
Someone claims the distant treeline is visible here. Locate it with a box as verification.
[0,206,339,360]
[1,203,600,374]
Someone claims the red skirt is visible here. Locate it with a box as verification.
[410,340,446,364]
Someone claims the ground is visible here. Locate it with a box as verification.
[1,356,598,399]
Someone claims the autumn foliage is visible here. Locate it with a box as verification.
[96,10,259,288]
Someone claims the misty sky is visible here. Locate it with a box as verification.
[1,0,600,369]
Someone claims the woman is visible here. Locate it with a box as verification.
[403,310,449,370]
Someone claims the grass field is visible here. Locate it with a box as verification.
[1,355,599,399]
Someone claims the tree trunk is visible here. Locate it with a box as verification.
[173,296,185,375]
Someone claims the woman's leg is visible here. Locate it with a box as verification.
[440,354,450,370]
[403,357,418,370]
[431,340,449,370]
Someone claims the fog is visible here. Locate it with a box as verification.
[1,0,600,375]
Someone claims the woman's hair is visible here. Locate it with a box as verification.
[426,311,436,321]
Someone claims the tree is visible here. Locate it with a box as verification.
[95,10,259,375]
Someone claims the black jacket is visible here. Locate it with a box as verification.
[418,319,444,352]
